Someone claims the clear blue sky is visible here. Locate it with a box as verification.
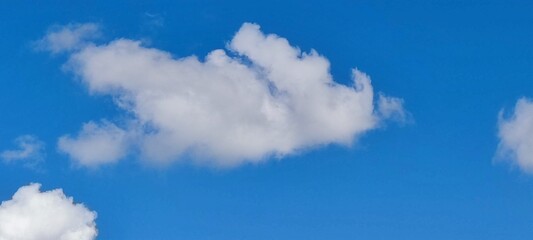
[1,0,533,239]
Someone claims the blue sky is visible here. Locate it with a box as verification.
[1,0,533,239]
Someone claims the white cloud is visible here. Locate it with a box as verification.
[497,98,533,173]
[0,183,97,240]
[58,121,130,167]
[44,22,405,167]
[377,93,409,123]
[1,135,45,166]
[35,23,100,54]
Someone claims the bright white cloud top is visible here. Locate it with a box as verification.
[42,22,405,167]
[498,98,533,173]
[0,183,97,240]
[1,135,45,166]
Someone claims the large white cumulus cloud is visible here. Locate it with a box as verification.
[43,22,405,167]
[0,183,97,240]
[497,98,533,172]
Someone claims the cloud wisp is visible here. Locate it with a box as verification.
[497,98,533,173]
[34,23,100,54]
[0,183,97,240]
[40,22,406,167]
[1,135,45,167]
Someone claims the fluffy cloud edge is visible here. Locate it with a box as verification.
[0,183,97,240]
[58,120,131,167]
[497,97,533,173]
